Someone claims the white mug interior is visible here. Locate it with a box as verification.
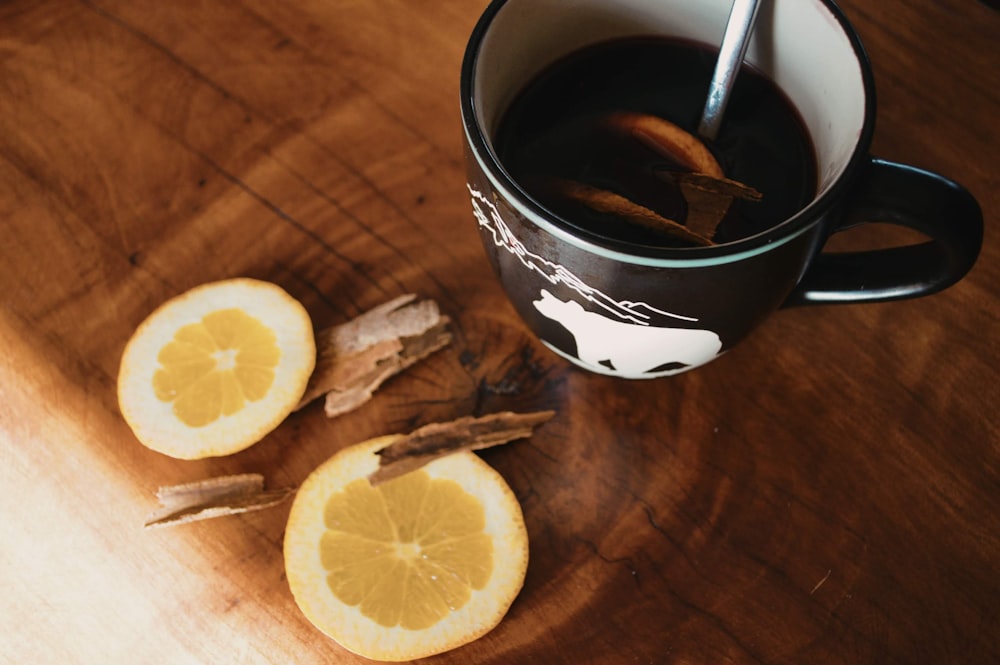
[471,0,868,211]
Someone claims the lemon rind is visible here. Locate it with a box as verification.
[117,278,315,459]
[284,438,529,661]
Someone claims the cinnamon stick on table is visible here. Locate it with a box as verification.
[143,474,294,529]
[296,294,452,417]
[368,410,556,485]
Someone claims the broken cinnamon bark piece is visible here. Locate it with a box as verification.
[295,295,452,417]
[368,410,556,486]
[601,110,764,241]
[143,473,294,528]
[603,111,724,178]
[547,178,714,246]
[663,171,764,239]
[671,172,763,202]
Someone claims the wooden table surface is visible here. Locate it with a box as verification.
[2,1,997,663]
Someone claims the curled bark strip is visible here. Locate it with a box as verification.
[548,178,714,246]
[368,410,556,485]
[669,171,763,201]
[295,295,452,417]
[144,474,294,528]
[657,170,764,239]
[604,111,724,178]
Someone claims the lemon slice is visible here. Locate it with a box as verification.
[118,278,315,459]
[284,437,529,661]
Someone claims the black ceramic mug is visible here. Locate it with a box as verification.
[460,0,982,379]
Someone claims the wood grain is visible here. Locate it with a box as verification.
[1,1,997,663]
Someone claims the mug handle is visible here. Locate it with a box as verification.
[784,156,983,306]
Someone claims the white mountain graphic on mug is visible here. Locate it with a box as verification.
[469,183,723,377]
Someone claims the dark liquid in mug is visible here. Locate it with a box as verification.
[495,37,818,247]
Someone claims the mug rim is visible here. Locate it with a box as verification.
[460,0,878,266]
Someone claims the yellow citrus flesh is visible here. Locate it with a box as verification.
[117,278,315,459]
[284,437,529,661]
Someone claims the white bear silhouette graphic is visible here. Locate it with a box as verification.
[532,290,722,378]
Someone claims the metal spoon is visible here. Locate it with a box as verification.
[697,0,762,141]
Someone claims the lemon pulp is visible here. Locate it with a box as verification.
[321,471,493,630]
[151,308,281,427]
[283,438,529,661]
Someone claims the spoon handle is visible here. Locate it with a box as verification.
[698,0,762,141]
